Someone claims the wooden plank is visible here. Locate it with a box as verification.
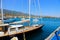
[0,27,2,31]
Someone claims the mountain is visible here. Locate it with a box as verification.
[0,9,34,18]
[0,9,29,15]
[0,9,58,18]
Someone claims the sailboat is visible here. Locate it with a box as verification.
[0,0,43,40]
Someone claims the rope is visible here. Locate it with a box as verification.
[23,32,26,40]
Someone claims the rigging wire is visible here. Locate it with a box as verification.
[33,0,39,23]
[38,0,42,18]
[22,0,26,40]
[37,0,42,24]
[34,0,37,17]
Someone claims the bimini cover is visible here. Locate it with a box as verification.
[4,18,20,23]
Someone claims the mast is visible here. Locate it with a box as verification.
[29,0,31,26]
[29,0,31,19]
[1,0,4,24]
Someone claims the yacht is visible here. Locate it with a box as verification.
[0,0,43,40]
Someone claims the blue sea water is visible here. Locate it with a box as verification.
[4,18,60,40]
[25,18,60,40]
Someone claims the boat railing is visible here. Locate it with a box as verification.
[54,28,60,40]
[45,27,60,40]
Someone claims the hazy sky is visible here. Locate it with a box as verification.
[0,0,60,17]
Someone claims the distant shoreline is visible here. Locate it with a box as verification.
[0,13,60,18]
[0,9,60,18]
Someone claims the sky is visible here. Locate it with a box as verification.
[0,0,60,17]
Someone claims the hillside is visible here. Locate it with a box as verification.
[0,9,59,18]
[0,9,36,18]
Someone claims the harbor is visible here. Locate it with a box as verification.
[0,18,60,40]
[0,0,60,40]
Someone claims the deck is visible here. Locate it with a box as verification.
[0,25,43,37]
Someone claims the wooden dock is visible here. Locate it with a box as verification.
[0,25,43,37]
